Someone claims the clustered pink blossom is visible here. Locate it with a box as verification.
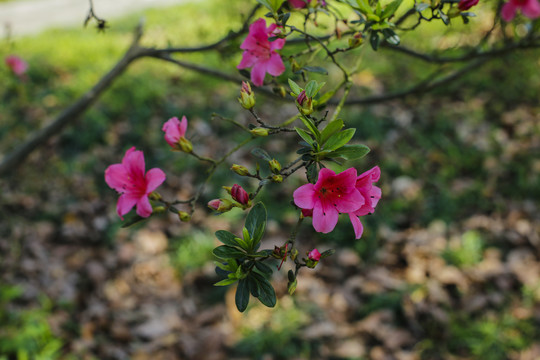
[5,55,28,77]
[501,0,540,20]
[162,116,188,148]
[294,166,381,239]
[237,18,285,87]
[458,0,479,11]
[231,184,249,205]
[105,147,166,219]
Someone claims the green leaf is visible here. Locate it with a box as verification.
[321,119,344,144]
[305,80,318,98]
[370,31,380,51]
[245,202,267,247]
[303,66,328,75]
[306,162,318,183]
[213,245,246,259]
[215,230,241,247]
[382,29,400,45]
[121,214,149,228]
[323,128,356,151]
[416,3,429,11]
[248,276,260,297]
[288,78,302,95]
[328,144,370,160]
[300,116,321,143]
[315,89,336,106]
[214,278,238,286]
[287,278,298,295]
[235,279,250,312]
[214,260,237,272]
[251,147,272,161]
[269,0,285,12]
[255,261,274,275]
[295,127,314,146]
[356,0,374,14]
[255,0,273,11]
[320,249,336,258]
[381,0,403,19]
[251,272,277,308]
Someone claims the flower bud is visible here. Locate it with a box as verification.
[231,184,250,205]
[250,127,269,137]
[447,7,461,17]
[178,211,191,222]
[153,206,166,213]
[290,248,299,261]
[348,33,364,49]
[290,58,301,73]
[308,248,321,261]
[273,85,287,98]
[178,137,193,153]
[149,192,162,201]
[296,90,313,115]
[231,164,250,176]
[208,198,234,212]
[238,81,256,109]
[268,159,282,174]
[271,174,283,183]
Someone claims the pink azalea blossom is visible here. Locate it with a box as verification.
[5,55,28,77]
[348,166,382,239]
[237,18,285,87]
[105,147,166,219]
[308,248,321,261]
[162,116,188,148]
[289,0,308,8]
[293,168,364,234]
[231,184,249,205]
[458,0,479,10]
[501,0,540,21]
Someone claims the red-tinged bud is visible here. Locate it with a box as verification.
[250,127,269,137]
[268,159,282,174]
[208,199,234,212]
[308,248,321,261]
[238,81,256,109]
[349,32,364,49]
[231,164,250,176]
[296,90,313,115]
[231,184,250,205]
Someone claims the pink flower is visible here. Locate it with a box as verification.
[237,18,286,87]
[458,0,479,10]
[105,147,166,219]
[289,0,308,8]
[5,55,28,77]
[308,248,321,261]
[208,199,222,211]
[501,0,540,21]
[348,166,382,239]
[231,184,250,205]
[162,116,188,148]
[293,168,364,234]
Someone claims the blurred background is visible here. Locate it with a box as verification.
[1,0,539,359]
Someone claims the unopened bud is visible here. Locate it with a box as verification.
[178,211,191,222]
[231,164,250,176]
[153,206,166,213]
[178,137,193,153]
[222,186,232,194]
[271,174,283,183]
[268,159,282,174]
[238,81,256,109]
[149,192,162,201]
[208,198,234,212]
[308,248,321,261]
[290,248,299,261]
[231,184,250,206]
[447,7,461,17]
[290,58,301,73]
[273,85,287,98]
[296,90,313,115]
[348,33,364,49]
[250,127,269,137]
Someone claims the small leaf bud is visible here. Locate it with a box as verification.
[250,127,269,137]
[271,174,283,183]
[178,211,191,222]
[268,159,282,174]
[231,164,250,176]
[149,192,162,201]
[153,206,166,213]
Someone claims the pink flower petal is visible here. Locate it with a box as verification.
[522,0,540,18]
[270,38,286,51]
[334,167,358,191]
[349,213,364,239]
[335,188,364,213]
[250,61,267,86]
[312,199,339,233]
[314,168,336,191]
[145,168,166,193]
[162,117,181,147]
[122,147,145,178]
[266,52,285,77]
[136,195,153,218]
[179,116,188,137]
[502,1,517,21]
[117,193,139,219]
[293,183,316,209]
[105,163,130,192]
